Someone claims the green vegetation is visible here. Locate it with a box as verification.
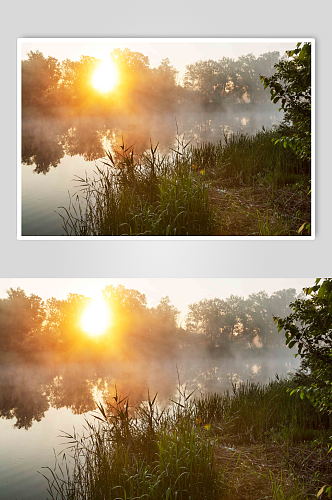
[276,278,332,498]
[22,43,312,236]
[60,128,310,236]
[276,278,332,415]
[199,377,331,444]
[22,49,280,120]
[60,140,215,236]
[261,42,311,162]
[42,278,332,500]
[44,378,332,500]
[43,386,223,500]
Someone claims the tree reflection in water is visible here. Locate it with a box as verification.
[0,352,297,429]
[21,105,279,176]
[21,48,283,175]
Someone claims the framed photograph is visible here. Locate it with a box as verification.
[18,38,314,239]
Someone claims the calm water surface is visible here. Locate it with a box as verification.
[21,110,279,236]
[0,354,296,499]
[0,408,89,500]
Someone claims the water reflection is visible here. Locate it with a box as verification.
[0,351,297,429]
[22,118,65,174]
[22,105,279,176]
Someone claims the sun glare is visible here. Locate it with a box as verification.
[92,60,118,93]
[81,298,110,337]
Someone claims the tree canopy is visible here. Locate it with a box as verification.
[0,285,299,361]
[275,278,332,414]
[260,42,311,161]
[22,48,282,119]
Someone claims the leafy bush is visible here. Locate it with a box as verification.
[261,42,311,162]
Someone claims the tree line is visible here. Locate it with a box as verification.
[22,48,281,119]
[0,285,300,361]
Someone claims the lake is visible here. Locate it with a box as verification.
[0,352,297,499]
[21,108,280,236]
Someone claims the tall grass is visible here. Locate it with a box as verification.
[59,128,310,236]
[60,139,215,236]
[43,387,222,500]
[188,128,310,188]
[195,377,331,444]
[43,378,331,500]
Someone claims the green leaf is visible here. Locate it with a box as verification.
[318,283,326,299]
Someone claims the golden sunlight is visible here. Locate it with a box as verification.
[92,60,118,93]
[81,298,110,337]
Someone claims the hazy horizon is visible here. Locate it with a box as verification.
[20,38,296,80]
[0,278,313,321]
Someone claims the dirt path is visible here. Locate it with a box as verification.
[209,185,310,236]
[214,441,330,499]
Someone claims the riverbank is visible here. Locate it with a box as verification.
[44,377,331,499]
[59,129,311,237]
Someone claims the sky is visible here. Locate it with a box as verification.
[19,38,297,80]
[0,278,313,323]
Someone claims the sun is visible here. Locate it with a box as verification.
[92,60,119,93]
[81,298,110,337]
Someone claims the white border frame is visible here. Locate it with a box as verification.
[17,37,315,240]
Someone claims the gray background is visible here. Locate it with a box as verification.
[1,0,330,279]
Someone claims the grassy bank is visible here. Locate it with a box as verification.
[45,378,331,500]
[44,387,222,500]
[59,129,311,236]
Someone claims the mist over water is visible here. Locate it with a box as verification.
[21,46,287,235]
[0,354,296,500]
[0,281,303,499]
[0,347,299,431]
[22,103,282,173]
[21,103,281,235]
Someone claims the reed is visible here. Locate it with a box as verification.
[59,128,310,237]
[43,386,222,500]
[59,139,216,236]
[187,128,310,188]
[43,378,331,500]
[195,377,331,444]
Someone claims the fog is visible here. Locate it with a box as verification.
[0,349,300,430]
[21,48,284,174]
[20,48,294,235]
[0,285,302,428]
[21,102,282,175]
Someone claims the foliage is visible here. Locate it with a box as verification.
[22,48,180,118]
[43,386,222,500]
[22,50,61,111]
[22,49,311,238]
[22,48,282,120]
[59,139,215,236]
[195,377,331,444]
[58,127,310,237]
[43,379,332,500]
[0,288,45,351]
[260,42,311,161]
[183,51,280,107]
[275,279,332,415]
[186,289,298,351]
[0,285,183,363]
[0,285,303,360]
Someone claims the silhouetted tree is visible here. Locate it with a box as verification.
[22,50,61,112]
[0,288,45,351]
[186,298,224,349]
